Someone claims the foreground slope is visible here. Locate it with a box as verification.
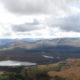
[1,59,80,80]
[27,58,80,80]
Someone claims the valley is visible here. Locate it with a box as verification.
[0,38,79,80]
[0,38,80,65]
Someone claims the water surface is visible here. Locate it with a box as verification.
[0,60,36,66]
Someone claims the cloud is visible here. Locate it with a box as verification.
[0,0,80,39]
[0,24,14,38]
[46,13,80,32]
[1,0,77,16]
[1,0,49,14]
[0,24,80,39]
[12,19,44,32]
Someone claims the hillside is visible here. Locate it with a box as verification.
[0,38,80,50]
[0,59,80,80]
[27,58,80,80]
[0,41,35,50]
[0,38,79,65]
[48,59,80,80]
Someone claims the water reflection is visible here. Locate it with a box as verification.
[0,60,36,66]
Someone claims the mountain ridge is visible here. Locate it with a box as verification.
[0,38,80,50]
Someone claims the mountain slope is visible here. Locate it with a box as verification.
[0,38,80,50]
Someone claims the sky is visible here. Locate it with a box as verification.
[0,0,80,39]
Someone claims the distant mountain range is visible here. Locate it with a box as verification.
[0,38,80,50]
[0,38,80,64]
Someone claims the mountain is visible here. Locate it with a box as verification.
[0,38,80,64]
[0,41,36,50]
[0,38,80,50]
[55,38,80,47]
[0,38,80,56]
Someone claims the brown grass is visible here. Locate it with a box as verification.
[48,59,80,80]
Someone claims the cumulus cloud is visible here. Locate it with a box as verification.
[12,19,44,32]
[46,14,80,32]
[1,0,77,16]
[0,0,80,39]
[0,24,14,38]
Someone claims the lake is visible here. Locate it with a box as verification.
[0,60,36,66]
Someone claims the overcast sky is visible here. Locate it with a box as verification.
[0,0,80,39]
